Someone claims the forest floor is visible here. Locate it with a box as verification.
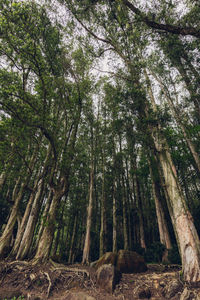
[0,260,200,300]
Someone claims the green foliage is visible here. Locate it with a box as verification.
[168,244,181,265]
[144,242,166,263]
[132,244,145,256]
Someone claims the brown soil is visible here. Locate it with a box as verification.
[0,261,199,300]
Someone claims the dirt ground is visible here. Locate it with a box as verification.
[0,261,200,300]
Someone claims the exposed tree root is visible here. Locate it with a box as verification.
[0,261,200,300]
[0,259,93,299]
[44,271,52,298]
[49,258,90,277]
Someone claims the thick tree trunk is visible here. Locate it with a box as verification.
[33,183,66,263]
[51,197,67,259]
[34,190,53,251]
[16,179,44,260]
[146,75,200,282]
[157,141,200,281]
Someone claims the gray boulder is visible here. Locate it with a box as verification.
[96,263,121,293]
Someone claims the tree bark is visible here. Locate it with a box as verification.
[16,178,45,260]
[99,151,107,258]
[68,214,78,263]
[150,70,200,176]
[112,179,117,253]
[33,182,66,263]
[146,75,200,282]
[82,163,94,265]
[149,158,172,262]
[122,174,129,250]
[33,190,53,252]
[0,150,37,258]
[134,172,146,249]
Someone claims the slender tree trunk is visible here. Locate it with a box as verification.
[122,174,129,250]
[99,153,107,258]
[112,179,117,253]
[149,159,172,262]
[69,214,78,264]
[11,146,51,258]
[0,171,6,191]
[0,179,23,257]
[134,172,146,249]
[150,70,200,176]
[0,149,37,258]
[82,163,94,265]
[160,42,200,121]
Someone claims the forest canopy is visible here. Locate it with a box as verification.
[0,0,200,283]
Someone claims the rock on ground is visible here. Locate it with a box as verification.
[91,250,147,274]
[96,264,121,293]
[116,250,147,273]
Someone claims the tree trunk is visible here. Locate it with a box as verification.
[112,179,117,253]
[0,171,6,191]
[122,175,129,250]
[33,182,66,263]
[146,74,200,282]
[134,172,146,249]
[149,158,172,262]
[0,147,37,258]
[33,190,53,252]
[69,214,78,264]
[10,146,51,258]
[0,178,23,257]
[82,163,94,265]
[150,70,200,176]
[157,140,200,281]
[99,154,107,258]
[16,178,44,260]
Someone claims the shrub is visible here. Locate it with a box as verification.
[144,242,166,263]
[168,244,181,264]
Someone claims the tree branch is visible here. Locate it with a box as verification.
[121,0,200,38]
